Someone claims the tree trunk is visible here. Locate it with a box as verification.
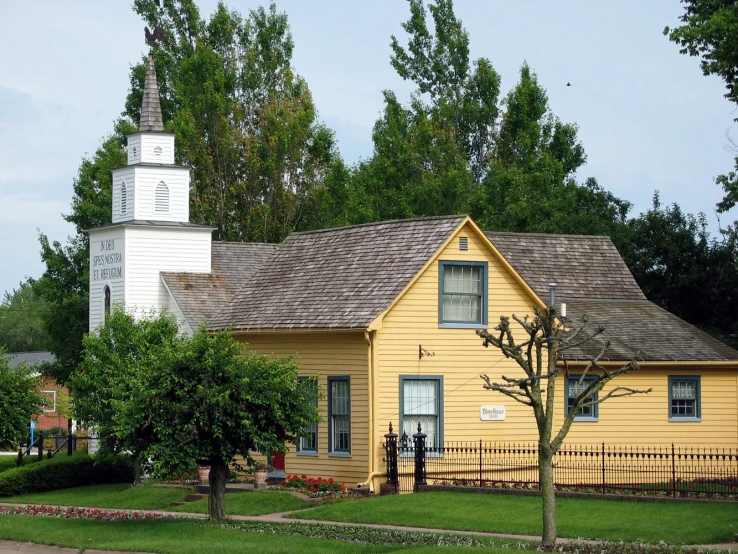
[208,458,228,520]
[133,455,142,487]
[539,446,556,547]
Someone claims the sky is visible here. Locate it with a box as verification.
[1,0,737,298]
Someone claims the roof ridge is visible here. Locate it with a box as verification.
[286,215,466,238]
[563,298,650,304]
[212,241,279,247]
[486,231,613,240]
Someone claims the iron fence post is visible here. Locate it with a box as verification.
[671,443,676,497]
[384,422,399,492]
[16,446,23,467]
[601,442,606,494]
[479,439,483,487]
[67,419,73,456]
[37,432,44,461]
[413,423,427,492]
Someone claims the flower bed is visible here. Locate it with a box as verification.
[281,474,352,497]
[0,505,177,520]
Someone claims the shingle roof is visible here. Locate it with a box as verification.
[3,351,56,368]
[486,232,645,301]
[209,216,466,331]
[162,242,278,329]
[485,232,738,362]
[139,54,164,132]
[559,300,738,362]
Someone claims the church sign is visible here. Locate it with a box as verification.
[91,239,123,281]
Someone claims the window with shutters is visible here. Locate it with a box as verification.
[155,181,169,213]
[120,181,127,214]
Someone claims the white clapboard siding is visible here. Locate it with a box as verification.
[139,133,175,165]
[131,166,190,222]
[127,135,141,165]
[124,226,212,325]
[88,228,126,332]
[111,168,135,223]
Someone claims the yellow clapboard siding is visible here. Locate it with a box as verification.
[369,221,738,491]
[236,331,371,485]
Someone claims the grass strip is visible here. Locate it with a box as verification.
[0,483,188,510]
[170,490,309,515]
[294,491,738,544]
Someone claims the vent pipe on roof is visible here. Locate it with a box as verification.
[548,282,557,309]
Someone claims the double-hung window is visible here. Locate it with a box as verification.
[566,376,598,421]
[297,377,318,455]
[328,377,350,455]
[400,376,443,450]
[669,376,700,420]
[439,261,487,327]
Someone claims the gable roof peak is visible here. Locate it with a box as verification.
[139,53,164,132]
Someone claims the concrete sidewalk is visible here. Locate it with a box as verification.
[0,503,736,552]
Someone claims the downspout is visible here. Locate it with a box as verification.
[364,330,377,492]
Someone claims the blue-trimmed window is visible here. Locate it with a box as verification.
[566,376,598,421]
[400,376,443,450]
[439,261,487,327]
[297,377,318,455]
[328,377,350,455]
[669,376,700,420]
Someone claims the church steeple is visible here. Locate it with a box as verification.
[139,54,164,132]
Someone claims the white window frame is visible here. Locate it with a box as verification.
[40,390,56,412]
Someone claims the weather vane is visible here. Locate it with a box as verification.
[145,26,165,46]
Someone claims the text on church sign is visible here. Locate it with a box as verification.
[92,239,123,281]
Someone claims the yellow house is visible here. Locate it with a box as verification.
[163,215,738,492]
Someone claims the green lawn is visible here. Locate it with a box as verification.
[0,483,311,516]
[294,491,738,545]
[0,483,189,511]
[0,515,513,554]
[170,490,310,515]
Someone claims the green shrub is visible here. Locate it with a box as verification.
[0,453,133,498]
[0,455,41,474]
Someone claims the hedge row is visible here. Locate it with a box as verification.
[0,453,133,498]
[0,456,40,475]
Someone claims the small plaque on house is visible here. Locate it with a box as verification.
[480,406,506,421]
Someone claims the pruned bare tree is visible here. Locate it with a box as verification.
[477,306,650,547]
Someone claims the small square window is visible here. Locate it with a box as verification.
[438,261,487,327]
[669,376,700,419]
[566,376,598,421]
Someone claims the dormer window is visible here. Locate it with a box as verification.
[155,181,169,213]
[121,181,127,214]
[154,146,162,157]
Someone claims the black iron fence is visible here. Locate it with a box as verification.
[382,423,738,497]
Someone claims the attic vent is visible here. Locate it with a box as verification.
[155,181,169,213]
[459,236,468,251]
[120,181,127,214]
[154,146,162,157]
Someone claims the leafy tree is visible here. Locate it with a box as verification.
[477,307,648,546]
[34,122,132,384]
[620,194,738,348]
[0,348,43,450]
[130,1,339,242]
[665,1,738,224]
[0,279,51,353]
[116,324,320,519]
[70,309,180,485]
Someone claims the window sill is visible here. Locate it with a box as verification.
[438,323,487,329]
[296,451,318,457]
[668,417,701,422]
[572,418,598,422]
[328,451,351,458]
